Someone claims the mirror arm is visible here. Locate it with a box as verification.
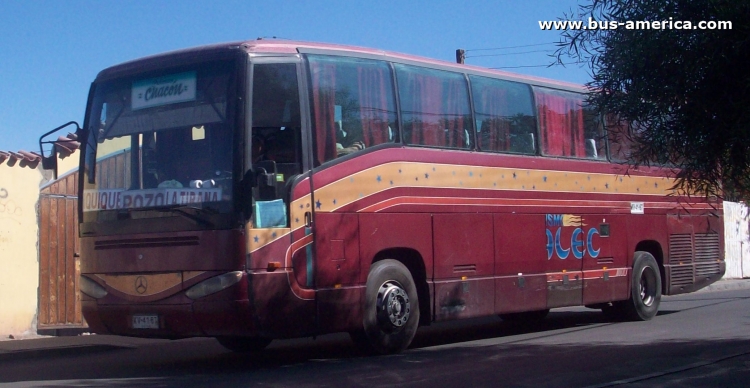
[38,121,81,179]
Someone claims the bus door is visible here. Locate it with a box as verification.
[545,213,584,308]
[247,57,316,336]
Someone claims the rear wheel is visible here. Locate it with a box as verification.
[215,336,272,352]
[356,259,420,354]
[604,251,662,321]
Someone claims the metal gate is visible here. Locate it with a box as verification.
[38,172,85,333]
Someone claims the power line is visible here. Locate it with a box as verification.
[466,49,551,59]
[465,42,556,52]
[491,64,554,69]
[491,61,585,69]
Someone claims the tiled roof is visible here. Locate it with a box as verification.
[0,133,80,169]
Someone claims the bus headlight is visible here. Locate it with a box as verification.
[185,271,243,300]
[80,275,108,299]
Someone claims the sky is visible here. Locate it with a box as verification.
[0,0,589,154]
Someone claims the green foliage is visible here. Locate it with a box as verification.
[555,0,750,201]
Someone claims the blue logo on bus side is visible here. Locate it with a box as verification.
[545,215,601,260]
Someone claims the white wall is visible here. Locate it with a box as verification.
[0,163,45,338]
[724,201,750,279]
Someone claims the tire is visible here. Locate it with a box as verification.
[499,309,549,323]
[358,259,420,354]
[215,336,272,352]
[616,251,662,321]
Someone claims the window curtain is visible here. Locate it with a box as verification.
[443,78,468,148]
[536,89,585,157]
[357,66,390,146]
[310,62,338,164]
[476,86,510,152]
[402,71,444,147]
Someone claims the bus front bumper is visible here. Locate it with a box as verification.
[82,299,257,339]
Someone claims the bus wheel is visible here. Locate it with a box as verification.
[499,309,549,323]
[360,259,420,354]
[620,251,662,321]
[215,336,272,352]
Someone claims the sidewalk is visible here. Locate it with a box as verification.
[695,278,750,293]
[2,279,750,359]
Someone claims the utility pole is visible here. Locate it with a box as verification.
[456,49,465,64]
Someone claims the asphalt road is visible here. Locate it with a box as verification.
[2,288,750,387]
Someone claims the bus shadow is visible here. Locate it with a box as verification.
[159,308,622,371]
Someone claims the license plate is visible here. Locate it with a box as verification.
[132,315,159,329]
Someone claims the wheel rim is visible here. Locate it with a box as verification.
[376,281,411,331]
[639,267,657,307]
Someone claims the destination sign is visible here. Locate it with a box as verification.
[83,188,221,212]
[131,71,196,110]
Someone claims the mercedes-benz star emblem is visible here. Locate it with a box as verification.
[134,276,148,294]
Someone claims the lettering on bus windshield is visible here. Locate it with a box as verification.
[83,188,221,212]
[131,71,197,110]
[545,214,600,260]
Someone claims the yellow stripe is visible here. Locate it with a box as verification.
[313,162,673,212]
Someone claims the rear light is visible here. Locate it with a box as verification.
[185,271,243,300]
[80,275,108,299]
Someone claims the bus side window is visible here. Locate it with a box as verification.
[470,75,536,155]
[251,63,302,166]
[533,87,605,159]
[395,64,472,150]
[308,55,398,165]
[607,115,635,162]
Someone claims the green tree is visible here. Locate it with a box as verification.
[555,0,750,201]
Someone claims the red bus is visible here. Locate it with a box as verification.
[41,39,724,354]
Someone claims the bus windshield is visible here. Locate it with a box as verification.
[82,59,237,222]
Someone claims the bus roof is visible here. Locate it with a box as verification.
[96,38,586,93]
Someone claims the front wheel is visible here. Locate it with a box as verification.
[613,251,662,321]
[357,259,420,354]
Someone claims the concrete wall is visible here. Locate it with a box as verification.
[0,163,45,338]
[0,151,79,339]
[724,201,750,279]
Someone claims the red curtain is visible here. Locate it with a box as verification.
[400,68,470,148]
[357,66,390,146]
[476,86,510,152]
[536,90,585,157]
[310,62,338,164]
[444,78,467,148]
[404,72,444,147]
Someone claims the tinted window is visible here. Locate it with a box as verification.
[470,75,536,154]
[533,87,605,159]
[308,55,397,165]
[395,64,472,149]
[606,115,636,162]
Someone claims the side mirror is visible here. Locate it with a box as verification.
[38,121,81,179]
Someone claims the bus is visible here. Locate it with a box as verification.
[40,39,725,354]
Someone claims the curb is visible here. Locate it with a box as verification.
[696,279,750,293]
